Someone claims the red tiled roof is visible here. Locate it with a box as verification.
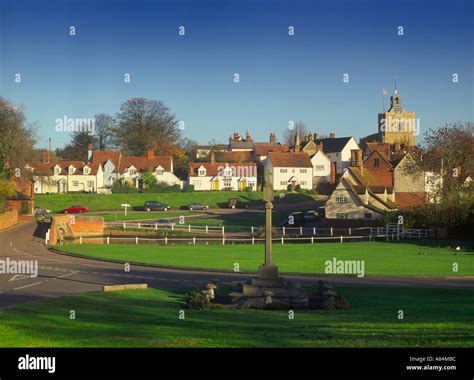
[27,161,100,175]
[366,142,391,161]
[254,144,289,156]
[120,156,172,172]
[267,152,313,168]
[222,151,254,162]
[91,150,122,169]
[396,192,426,209]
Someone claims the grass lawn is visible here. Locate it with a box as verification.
[0,287,472,347]
[87,211,201,222]
[58,242,474,277]
[36,192,317,213]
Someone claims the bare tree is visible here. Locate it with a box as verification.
[114,98,181,156]
[283,121,307,147]
[94,113,115,150]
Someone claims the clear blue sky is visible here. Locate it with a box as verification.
[1,0,473,149]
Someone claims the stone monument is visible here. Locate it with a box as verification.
[230,169,308,308]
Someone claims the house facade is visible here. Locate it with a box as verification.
[188,161,257,191]
[310,150,332,185]
[264,152,313,191]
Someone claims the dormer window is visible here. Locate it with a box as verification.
[83,166,90,175]
[54,166,61,175]
[198,169,206,176]
[69,167,75,175]
[156,166,164,175]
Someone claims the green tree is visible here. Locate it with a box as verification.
[142,167,157,188]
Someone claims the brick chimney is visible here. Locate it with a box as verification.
[329,132,335,139]
[269,132,276,143]
[314,133,319,140]
[330,161,336,184]
[308,132,313,141]
[210,151,215,164]
[350,149,363,170]
[41,148,50,164]
[294,132,300,152]
[146,147,154,159]
[87,143,93,163]
[245,131,252,142]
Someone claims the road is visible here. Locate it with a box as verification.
[0,222,473,309]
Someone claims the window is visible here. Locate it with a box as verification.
[69,167,75,175]
[156,169,164,175]
[373,158,380,167]
[129,168,136,175]
[336,212,349,219]
[280,168,287,173]
[315,165,325,171]
[224,179,232,187]
[301,181,307,186]
[83,167,90,175]
[300,169,307,173]
[87,181,94,187]
[198,169,206,176]
[72,181,79,187]
[54,167,61,175]
[335,196,348,203]
[280,181,286,186]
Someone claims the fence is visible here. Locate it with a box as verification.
[104,221,429,239]
[60,227,429,246]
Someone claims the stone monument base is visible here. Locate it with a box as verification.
[230,264,309,308]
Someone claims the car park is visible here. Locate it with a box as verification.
[143,201,170,211]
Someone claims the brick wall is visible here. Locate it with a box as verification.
[0,210,19,230]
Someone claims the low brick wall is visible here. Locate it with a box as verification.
[0,210,19,230]
[49,215,105,245]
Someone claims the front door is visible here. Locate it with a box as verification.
[240,179,246,191]
[213,179,219,191]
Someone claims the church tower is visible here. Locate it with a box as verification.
[377,87,416,146]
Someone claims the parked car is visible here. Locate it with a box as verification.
[143,218,175,228]
[303,210,319,222]
[228,198,248,209]
[186,203,209,211]
[34,206,52,214]
[143,201,170,211]
[63,205,88,214]
[283,212,305,227]
[34,213,46,222]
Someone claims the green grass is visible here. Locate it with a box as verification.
[35,192,317,213]
[58,242,474,277]
[87,211,202,222]
[0,287,472,347]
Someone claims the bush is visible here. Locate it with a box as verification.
[245,186,253,192]
[185,289,210,309]
[295,184,301,192]
[183,184,194,192]
[111,182,139,194]
[140,184,181,193]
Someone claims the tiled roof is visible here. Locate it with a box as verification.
[366,142,391,161]
[120,156,172,172]
[222,151,254,162]
[91,150,122,169]
[396,192,426,209]
[267,152,313,168]
[28,161,100,175]
[314,137,352,153]
[254,144,289,156]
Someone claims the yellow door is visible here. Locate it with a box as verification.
[213,180,219,191]
[240,179,246,191]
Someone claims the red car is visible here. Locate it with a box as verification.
[63,205,88,214]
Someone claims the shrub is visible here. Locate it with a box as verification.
[111,182,139,194]
[185,289,210,309]
[183,184,194,192]
[245,186,253,192]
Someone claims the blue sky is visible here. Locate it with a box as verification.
[1,0,473,149]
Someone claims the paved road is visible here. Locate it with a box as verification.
[0,222,472,309]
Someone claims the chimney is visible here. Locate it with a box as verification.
[350,149,363,170]
[146,147,154,159]
[329,132,335,139]
[304,132,308,143]
[269,132,276,143]
[314,133,319,140]
[245,131,252,142]
[330,161,336,184]
[87,143,93,163]
[41,149,49,164]
[294,132,300,152]
[308,132,313,141]
[210,151,215,164]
